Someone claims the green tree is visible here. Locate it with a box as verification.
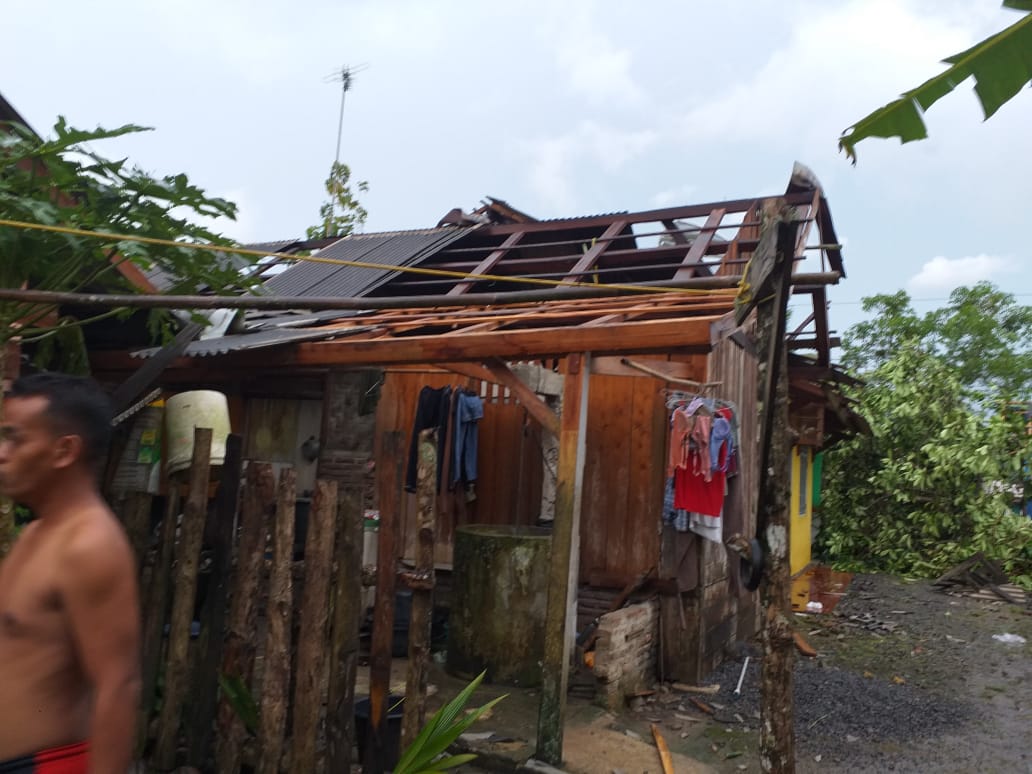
[818,286,1032,586]
[305,161,369,240]
[840,1,1032,161]
[0,117,255,556]
[843,283,1032,398]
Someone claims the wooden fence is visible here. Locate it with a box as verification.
[126,428,367,773]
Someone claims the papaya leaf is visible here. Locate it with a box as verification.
[839,9,1032,162]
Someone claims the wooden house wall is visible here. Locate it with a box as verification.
[374,368,546,567]
[374,355,712,588]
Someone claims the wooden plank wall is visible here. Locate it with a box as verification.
[578,373,667,588]
[374,368,545,566]
[697,319,761,674]
[374,357,710,588]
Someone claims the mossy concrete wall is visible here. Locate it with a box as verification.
[447,525,551,687]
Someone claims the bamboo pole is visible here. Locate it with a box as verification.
[189,433,244,766]
[154,427,213,770]
[138,482,181,755]
[290,479,339,774]
[0,272,842,312]
[402,430,436,747]
[216,462,276,774]
[258,467,296,774]
[651,724,675,774]
[536,354,591,765]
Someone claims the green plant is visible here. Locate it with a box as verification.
[217,673,259,736]
[393,671,506,774]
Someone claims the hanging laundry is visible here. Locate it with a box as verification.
[452,389,484,492]
[405,385,452,493]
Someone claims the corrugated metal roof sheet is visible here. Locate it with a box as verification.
[131,323,373,359]
[143,240,298,291]
[264,227,470,298]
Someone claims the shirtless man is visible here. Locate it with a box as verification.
[0,373,140,774]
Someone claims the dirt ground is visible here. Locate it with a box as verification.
[413,572,1032,773]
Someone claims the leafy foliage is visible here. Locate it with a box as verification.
[0,117,254,353]
[818,286,1032,588]
[305,160,369,240]
[393,671,506,774]
[839,3,1032,162]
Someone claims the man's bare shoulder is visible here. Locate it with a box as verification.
[58,509,136,590]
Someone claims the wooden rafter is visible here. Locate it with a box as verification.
[562,220,629,282]
[447,231,525,295]
[673,208,724,281]
[482,358,560,437]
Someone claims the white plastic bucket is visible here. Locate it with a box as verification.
[164,390,230,475]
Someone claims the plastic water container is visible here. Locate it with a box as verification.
[164,390,231,474]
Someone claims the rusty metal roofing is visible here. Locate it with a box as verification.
[264,227,471,298]
[131,320,372,358]
[143,240,300,291]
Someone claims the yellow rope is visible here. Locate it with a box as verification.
[0,217,739,298]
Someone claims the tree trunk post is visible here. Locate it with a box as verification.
[138,479,181,756]
[189,433,244,767]
[290,478,339,774]
[402,429,436,747]
[258,467,296,774]
[365,431,402,774]
[154,427,213,770]
[216,461,277,774]
[536,353,591,766]
[756,216,800,774]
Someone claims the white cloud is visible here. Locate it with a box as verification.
[907,254,1017,293]
[540,0,643,106]
[520,121,659,211]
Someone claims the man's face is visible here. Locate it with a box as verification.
[0,395,78,504]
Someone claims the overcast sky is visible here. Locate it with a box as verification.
[3,0,1030,334]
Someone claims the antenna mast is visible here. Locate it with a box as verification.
[323,64,368,226]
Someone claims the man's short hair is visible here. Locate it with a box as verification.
[7,372,114,466]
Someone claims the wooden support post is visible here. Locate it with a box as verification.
[755,217,800,774]
[189,433,244,766]
[365,431,402,774]
[154,427,212,770]
[258,467,296,774]
[138,482,181,755]
[216,462,276,774]
[326,483,364,773]
[290,478,339,774]
[536,353,591,766]
[402,429,437,746]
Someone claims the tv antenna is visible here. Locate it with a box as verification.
[323,63,369,167]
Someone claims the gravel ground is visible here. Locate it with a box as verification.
[696,574,1032,773]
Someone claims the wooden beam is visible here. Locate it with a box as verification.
[448,231,525,295]
[813,287,830,367]
[590,356,704,381]
[402,430,437,746]
[483,358,560,437]
[537,353,591,765]
[562,220,629,281]
[293,316,721,367]
[673,208,724,281]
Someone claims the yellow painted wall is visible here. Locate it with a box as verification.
[790,446,814,576]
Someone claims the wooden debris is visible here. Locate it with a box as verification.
[651,724,675,774]
[671,683,721,695]
[688,697,714,715]
[793,631,818,658]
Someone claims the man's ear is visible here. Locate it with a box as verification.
[52,434,84,470]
